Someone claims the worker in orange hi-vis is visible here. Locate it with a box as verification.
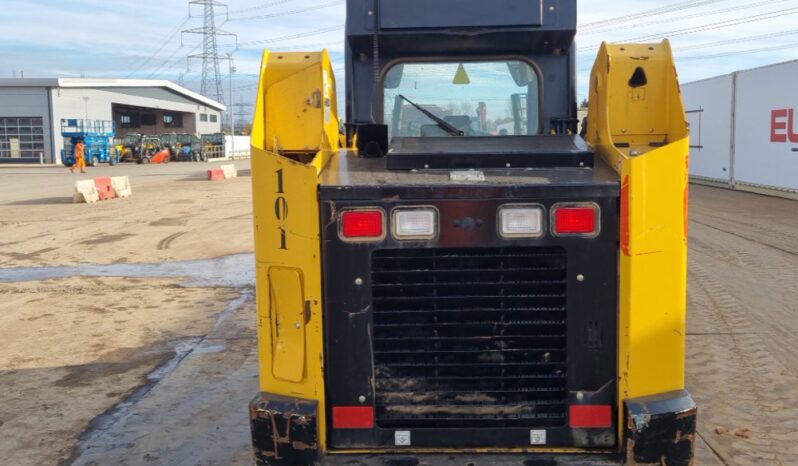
[70,139,87,174]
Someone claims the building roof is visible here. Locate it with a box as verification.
[0,78,226,111]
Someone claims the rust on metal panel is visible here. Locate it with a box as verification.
[625,390,697,466]
[250,394,320,466]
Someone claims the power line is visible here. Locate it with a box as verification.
[147,41,202,79]
[578,7,798,52]
[126,16,191,78]
[579,0,788,35]
[576,25,798,71]
[228,0,344,21]
[237,24,344,47]
[678,41,798,61]
[268,40,345,50]
[228,0,297,15]
[580,0,730,31]
[679,28,798,51]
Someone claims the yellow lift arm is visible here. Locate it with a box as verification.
[249,50,339,458]
[586,40,695,455]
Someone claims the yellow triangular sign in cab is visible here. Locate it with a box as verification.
[453,64,471,85]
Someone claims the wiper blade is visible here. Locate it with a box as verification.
[398,95,464,137]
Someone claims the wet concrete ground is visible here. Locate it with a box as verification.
[0,252,257,465]
[70,291,257,466]
[0,253,255,288]
[0,162,256,466]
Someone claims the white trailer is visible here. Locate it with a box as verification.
[682,75,734,185]
[733,61,798,197]
[682,60,798,200]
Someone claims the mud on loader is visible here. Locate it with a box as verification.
[248,1,696,465]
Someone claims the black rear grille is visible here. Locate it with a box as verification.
[371,247,568,429]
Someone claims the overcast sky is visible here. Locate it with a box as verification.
[2,0,798,116]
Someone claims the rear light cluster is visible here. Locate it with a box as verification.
[340,207,438,242]
[339,204,599,241]
[569,405,613,428]
[332,406,375,429]
[341,210,384,239]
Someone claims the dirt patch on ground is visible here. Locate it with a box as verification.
[78,233,136,245]
[685,185,798,465]
[149,217,189,227]
[0,277,238,466]
[0,166,252,268]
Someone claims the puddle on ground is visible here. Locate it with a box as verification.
[0,254,259,464]
[0,253,255,288]
[73,290,255,463]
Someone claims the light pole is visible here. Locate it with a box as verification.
[226,52,236,158]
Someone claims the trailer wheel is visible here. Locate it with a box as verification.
[91,156,100,167]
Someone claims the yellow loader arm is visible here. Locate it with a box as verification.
[249,50,339,463]
[587,41,696,464]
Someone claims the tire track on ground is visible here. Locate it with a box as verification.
[157,232,187,251]
[689,220,798,375]
[687,262,798,465]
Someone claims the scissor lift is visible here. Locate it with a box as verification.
[61,119,117,167]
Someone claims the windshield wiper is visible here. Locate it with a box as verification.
[398,95,464,137]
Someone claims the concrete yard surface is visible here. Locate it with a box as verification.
[0,161,253,267]
[0,162,796,465]
[686,185,798,465]
[0,162,256,466]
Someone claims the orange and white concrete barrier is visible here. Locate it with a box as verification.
[73,176,133,203]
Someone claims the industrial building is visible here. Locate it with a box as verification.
[0,79,225,164]
[682,59,798,200]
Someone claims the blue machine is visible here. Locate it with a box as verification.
[60,119,117,167]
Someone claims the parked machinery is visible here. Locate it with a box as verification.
[113,137,125,161]
[117,134,167,163]
[248,0,696,465]
[60,119,116,167]
[136,136,170,164]
[173,133,204,161]
[161,132,179,155]
[118,133,143,163]
[201,133,226,160]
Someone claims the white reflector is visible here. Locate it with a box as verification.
[393,208,438,239]
[499,205,544,238]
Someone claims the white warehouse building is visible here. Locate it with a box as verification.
[0,78,226,164]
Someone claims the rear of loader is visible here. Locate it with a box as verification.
[248,1,696,465]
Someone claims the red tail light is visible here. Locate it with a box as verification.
[332,406,374,429]
[341,210,384,239]
[553,204,599,236]
[569,405,612,428]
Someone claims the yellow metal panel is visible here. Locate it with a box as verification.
[253,50,341,164]
[269,267,306,383]
[251,151,325,403]
[251,49,341,451]
[586,41,689,410]
[265,63,325,152]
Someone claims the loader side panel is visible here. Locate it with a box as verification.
[250,50,340,463]
[586,41,694,451]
